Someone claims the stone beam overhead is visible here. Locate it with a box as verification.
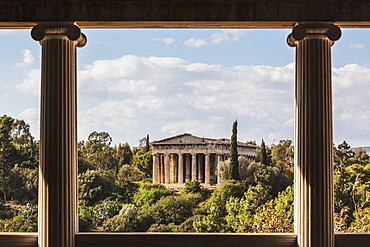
[1,0,370,29]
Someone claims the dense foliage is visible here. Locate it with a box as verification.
[1,114,370,233]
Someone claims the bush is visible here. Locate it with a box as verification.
[78,170,114,205]
[0,203,38,232]
[102,204,138,232]
[144,193,202,225]
[133,184,172,208]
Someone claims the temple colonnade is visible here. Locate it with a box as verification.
[151,133,257,186]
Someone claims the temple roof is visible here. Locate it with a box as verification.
[151,133,256,148]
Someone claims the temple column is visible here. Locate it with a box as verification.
[288,23,341,247]
[160,155,165,184]
[173,154,178,183]
[191,153,197,181]
[153,154,160,183]
[197,154,204,182]
[205,154,211,185]
[185,154,191,182]
[216,154,223,184]
[165,154,170,184]
[31,23,86,247]
[178,153,184,183]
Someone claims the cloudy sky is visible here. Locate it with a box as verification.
[1,28,370,148]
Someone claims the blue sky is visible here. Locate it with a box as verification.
[1,28,370,148]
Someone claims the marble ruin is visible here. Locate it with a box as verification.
[151,133,256,186]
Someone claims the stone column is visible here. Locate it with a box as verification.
[191,153,197,181]
[173,154,178,183]
[153,154,160,183]
[165,154,170,184]
[288,23,341,247]
[185,154,191,182]
[178,153,184,183]
[159,155,164,183]
[216,154,223,184]
[31,23,86,247]
[197,154,204,182]
[205,154,211,185]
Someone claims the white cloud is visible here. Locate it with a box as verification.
[15,53,370,147]
[210,29,248,44]
[349,43,366,49]
[184,29,249,48]
[16,49,37,67]
[153,37,175,45]
[16,69,40,96]
[184,38,208,48]
[77,54,295,145]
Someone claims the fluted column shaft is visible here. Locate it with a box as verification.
[205,154,211,185]
[173,154,178,183]
[216,154,223,184]
[178,153,184,183]
[32,23,86,247]
[160,155,165,184]
[153,154,160,183]
[185,154,191,182]
[164,154,170,184]
[288,23,341,247]
[191,153,197,181]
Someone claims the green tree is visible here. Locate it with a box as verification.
[133,183,172,208]
[335,140,353,167]
[0,115,17,202]
[181,180,202,194]
[132,151,153,179]
[141,194,202,227]
[78,170,114,205]
[11,119,33,145]
[225,196,254,232]
[271,139,293,171]
[350,148,369,166]
[117,164,146,182]
[81,131,115,171]
[216,159,231,183]
[0,203,38,232]
[193,181,245,232]
[229,120,239,180]
[102,204,138,232]
[115,142,133,167]
[145,134,150,153]
[260,139,269,166]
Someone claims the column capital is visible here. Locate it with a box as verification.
[31,22,87,47]
[287,22,341,47]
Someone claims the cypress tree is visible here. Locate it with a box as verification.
[230,119,239,180]
[145,134,150,153]
[261,139,268,166]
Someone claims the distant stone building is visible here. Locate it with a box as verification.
[151,133,256,186]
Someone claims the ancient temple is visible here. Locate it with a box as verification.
[151,133,256,186]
